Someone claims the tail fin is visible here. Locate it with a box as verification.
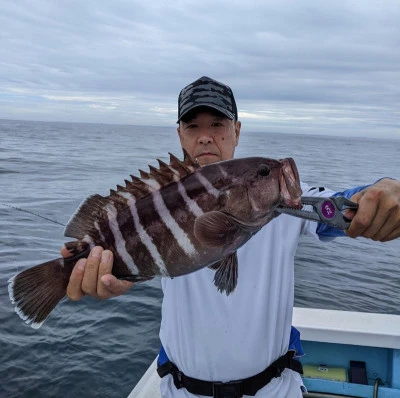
[8,244,89,329]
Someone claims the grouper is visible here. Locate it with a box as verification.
[8,152,302,328]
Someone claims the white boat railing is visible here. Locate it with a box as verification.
[293,307,400,349]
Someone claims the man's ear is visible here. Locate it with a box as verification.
[235,121,241,146]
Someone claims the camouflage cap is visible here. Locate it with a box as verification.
[177,76,238,123]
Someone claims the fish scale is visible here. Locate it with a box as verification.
[8,152,302,328]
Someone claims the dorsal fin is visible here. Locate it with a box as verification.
[157,158,182,180]
[130,175,149,187]
[116,184,128,192]
[183,148,200,169]
[107,153,201,202]
[65,194,108,239]
[148,165,158,174]
[157,158,170,170]
[139,169,150,179]
[148,165,172,185]
[121,176,150,196]
[169,152,199,175]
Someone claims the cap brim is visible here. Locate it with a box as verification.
[177,104,235,123]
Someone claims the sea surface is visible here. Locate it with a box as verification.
[0,119,399,397]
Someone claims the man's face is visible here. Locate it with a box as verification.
[177,110,241,166]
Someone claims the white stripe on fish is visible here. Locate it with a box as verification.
[152,190,198,257]
[196,173,219,197]
[167,166,183,182]
[94,221,106,242]
[142,178,161,191]
[177,181,204,217]
[105,202,140,275]
[217,164,229,178]
[82,234,95,250]
[118,192,169,277]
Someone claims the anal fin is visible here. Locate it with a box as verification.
[209,252,238,295]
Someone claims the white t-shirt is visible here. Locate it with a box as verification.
[159,183,336,397]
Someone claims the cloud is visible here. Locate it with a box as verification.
[0,0,399,137]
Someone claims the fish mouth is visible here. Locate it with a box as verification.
[279,158,302,209]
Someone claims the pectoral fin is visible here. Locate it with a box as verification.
[194,211,248,248]
[208,252,238,295]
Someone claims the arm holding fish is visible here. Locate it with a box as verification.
[61,245,133,300]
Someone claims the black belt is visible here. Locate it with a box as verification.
[157,351,303,397]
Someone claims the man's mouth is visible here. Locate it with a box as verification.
[196,152,218,158]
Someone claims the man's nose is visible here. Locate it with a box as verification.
[198,132,214,145]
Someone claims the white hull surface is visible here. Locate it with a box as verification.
[129,308,400,397]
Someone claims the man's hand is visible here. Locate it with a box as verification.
[344,178,400,242]
[61,245,133,301]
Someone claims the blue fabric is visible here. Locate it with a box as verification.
[157,345,169,367]
[288,326,304,357]
[316,184,371,238]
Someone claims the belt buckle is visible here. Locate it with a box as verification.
[212,380,243,398]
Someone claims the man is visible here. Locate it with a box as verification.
[63,76,400,397]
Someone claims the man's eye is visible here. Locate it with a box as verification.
[212,122,223,127]
[186,124,197,129]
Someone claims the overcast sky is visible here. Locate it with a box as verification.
[1,0,399,138]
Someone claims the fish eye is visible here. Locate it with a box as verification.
[257,164,270,177]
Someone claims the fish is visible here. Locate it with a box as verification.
[8,151,302,328]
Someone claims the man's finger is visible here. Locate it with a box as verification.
[67,258,87,301]
[97,250,134,298]
[381,225,400,242]
[100,274,134,297]
[361,208,392,240]
[370,208,400,241]
[97,250,115,298]
[81,246,103,296]
[346,195,378,238]
[357,201,388,239]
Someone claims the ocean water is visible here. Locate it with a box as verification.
[0,119,399,397]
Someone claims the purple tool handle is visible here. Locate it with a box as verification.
[321,200,336,219]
